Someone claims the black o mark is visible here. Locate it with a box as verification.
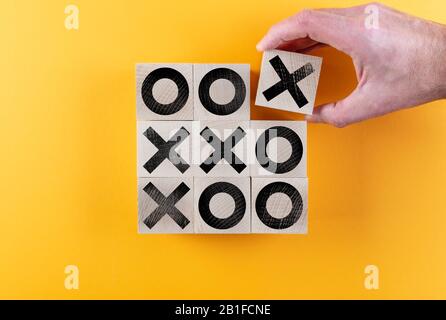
[255,126,303,174]
[141,67,189,115]
[255,181,303,230]
[198,68,246,115]
[198,182,246,230]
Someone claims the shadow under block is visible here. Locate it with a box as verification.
[193,64,250,120]
[195,120,250,177]
[136,63,194,120]
[138,177,194,234]
[249,121,306,177]
[251,177,308,234]
[137,121,194,177]
[194,177,251,233]
[255,49,322,115]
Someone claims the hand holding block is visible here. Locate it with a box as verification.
[251,178,308,234]
[138,177,194,233]
[249,121,306,177]
[194,177,251,233]
[195,120,250,177]
[255,50,322,115]
[194,64,250,120]
[137,121,194,177]
[136,64,194,120]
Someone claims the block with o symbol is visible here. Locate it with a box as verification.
[251,177,307,234]
[193,64,250,120]
[136,64,194,120]
[194,177,251,233]
[249,121,306,177]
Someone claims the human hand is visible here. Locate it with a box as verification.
[256,2,446,127]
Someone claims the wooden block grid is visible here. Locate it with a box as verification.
[135,58,319,233]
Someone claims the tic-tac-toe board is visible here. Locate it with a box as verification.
[136,51,321,234]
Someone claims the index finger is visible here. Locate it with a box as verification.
[256,9,355,53]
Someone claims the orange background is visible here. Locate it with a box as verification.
[0,0,445,299]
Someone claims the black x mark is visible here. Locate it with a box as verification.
[143,182,190,229]
[262,55,314,108]
[143,127,190,174]
[200,127,247,174]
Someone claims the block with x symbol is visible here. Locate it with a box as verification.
[137,121,194,177]
[255,49,322,115]
[196,120,250,177]
[138,177,194,233]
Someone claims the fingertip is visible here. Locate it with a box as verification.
[304,114,318,123]
[256,38,270,51]
[256,42,264,52]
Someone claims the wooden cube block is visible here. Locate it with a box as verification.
[193,64,250,120]
[249,121,306,177]
[251,178,307,234]
[137,121,194,177]
[138,177,194,233]
[136,64,193,120]
[255,50,322,115]
[194,177,251,233]
[194,120,250,177]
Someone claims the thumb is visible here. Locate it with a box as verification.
[305,89,369,127]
